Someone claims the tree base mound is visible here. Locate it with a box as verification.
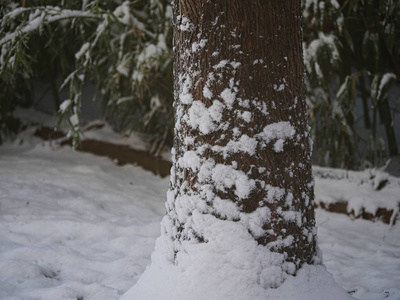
[121,216,352,300]
[121,260,352,300]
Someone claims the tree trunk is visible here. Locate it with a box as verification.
[121,1,342,299]
[169,0,316,272]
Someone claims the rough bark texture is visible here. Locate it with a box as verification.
[167,0,317,278]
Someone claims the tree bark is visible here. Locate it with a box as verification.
[168,0,317,278]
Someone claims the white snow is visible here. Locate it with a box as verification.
[75,42,90,60]
[137,44,159,64]
[123,211,351,300]
[202,85,213,99]
[116,59,130,77]
[273,139,285,152]
[240,206,272,238]
[256,121,296,151]
[69,114,79,127]
[178,16,193,32]
[317,210,400,300]
[0,134,168,300]
[0,9,96,46]
[377,73,396,100]
[186,100,225,134]
[111,1,146,32]
[239,110,252,122]
[273,83,285,91]
[304,32,340,74]
[0,125,399,300]
[314,166,400,223]
[59,99,72,113]
[211,134,258,158]
[213,60,229,69]
[212,164,255,199]
[187,101,214,134]
[220,88,237,106]
[191,39,208,52]
[179,74,194,104]
[208,100,224,122]
[178,151,201,172]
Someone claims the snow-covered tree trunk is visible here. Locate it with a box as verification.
[169,0,316,270]
[121,1,352,299]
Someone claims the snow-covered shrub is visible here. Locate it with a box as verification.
[303,0,400,168]
[0,0,173,151]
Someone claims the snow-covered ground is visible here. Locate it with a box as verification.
[0,129,400,300]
